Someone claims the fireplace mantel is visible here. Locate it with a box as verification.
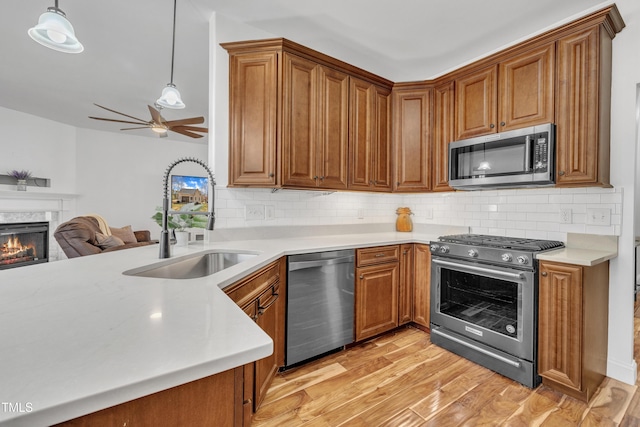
[0,191,79,261]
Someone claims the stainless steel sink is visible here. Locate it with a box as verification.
[123,251,258,279]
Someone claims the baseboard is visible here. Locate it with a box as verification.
[607,357,637,385]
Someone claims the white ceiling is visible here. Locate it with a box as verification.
[0,0,611,142]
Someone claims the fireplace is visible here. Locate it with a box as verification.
[0,222,49,269]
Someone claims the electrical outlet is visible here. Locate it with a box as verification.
[424,208,433,220]
[559,208,572,224]
[586,208,610,226]
[357,209,364,219]
[265,205,275,220]
[245,205,265,220]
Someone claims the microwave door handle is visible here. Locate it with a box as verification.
[524,135,531,172]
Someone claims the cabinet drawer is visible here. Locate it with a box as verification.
[225,261,281,308]
[357,245,399,267]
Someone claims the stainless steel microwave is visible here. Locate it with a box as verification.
[448,123,555,190]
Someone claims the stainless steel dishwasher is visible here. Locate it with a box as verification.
[286,249,355,367]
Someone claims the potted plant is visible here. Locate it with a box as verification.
[8,170,31,191]
[151,203,207,246]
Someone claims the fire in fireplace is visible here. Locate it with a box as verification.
[0,222,49,269]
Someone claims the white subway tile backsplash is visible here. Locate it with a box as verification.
[213,186,622,241]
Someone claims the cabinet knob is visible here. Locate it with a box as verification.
[313,176,318,180]
[320,176,325,181]
[558,171,565,176]
[541,272,548,277]
[490,123,495,129]
[359,274,364,279]
[269,172,275,177]
[500,122,506,126]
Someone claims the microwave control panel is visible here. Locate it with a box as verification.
[533,134,548,171]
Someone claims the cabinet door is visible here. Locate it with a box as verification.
[228,52,278,186]
[399,244,414,325]
[317,65,350,190]
[349,79,392,192]
[349,78,373,190]
[538,262,583,392]
[413,244,431,328]
[282,53,319,188]
[555,27,603,186]
[355,263,399,341]
[372,85,392,191]
[432,81,454,192]
[254,283,281,409]
[455,65,497,140]
[498,44,555,131]
[393,86,432,192]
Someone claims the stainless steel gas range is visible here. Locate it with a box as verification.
[429,234,564,388]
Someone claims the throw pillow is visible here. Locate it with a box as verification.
[110,225,137,243]
[96,233,125,249]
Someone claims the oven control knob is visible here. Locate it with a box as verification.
[468,249,478,258]
[439,246,450,254]
[430,244,440,252]
[502,253,513,262]
[516,255,529,265]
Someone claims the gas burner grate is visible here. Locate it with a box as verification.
[438,234,564,251]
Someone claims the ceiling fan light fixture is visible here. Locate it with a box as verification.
[28,1,83,54]
[156,84,185,109]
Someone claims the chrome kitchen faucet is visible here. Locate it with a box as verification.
[160,157,216,258]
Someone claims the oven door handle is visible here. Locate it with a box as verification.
[432,258,525,280]
[431,328,521,368]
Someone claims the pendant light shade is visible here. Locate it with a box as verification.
[157,84,185,109]
[156,0,185,109]
[28,1,83,54]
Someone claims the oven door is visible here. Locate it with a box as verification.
[430,256,536,361]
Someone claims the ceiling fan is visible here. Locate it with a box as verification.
[88,104,208,138]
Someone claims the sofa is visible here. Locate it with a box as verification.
[54,216,156,258]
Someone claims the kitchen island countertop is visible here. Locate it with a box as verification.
[0,224,464,426]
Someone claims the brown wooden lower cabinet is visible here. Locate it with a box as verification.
[399,244,414,325]
[355,246,399,341]
[225,258,286,423]
[412,243,431,329]
[54,367,244,427]
[537,260,609,402]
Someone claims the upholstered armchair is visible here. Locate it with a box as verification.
[54,216,156,259]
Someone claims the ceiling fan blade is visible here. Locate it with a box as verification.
[93,104,149,123]
[170,128,205,138]
[164,116,205,126]
[119,126,152,130]
[148,105,166,125]
[89,116,148,126]
[170,125,208,133]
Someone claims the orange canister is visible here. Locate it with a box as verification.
[395,207,413,232]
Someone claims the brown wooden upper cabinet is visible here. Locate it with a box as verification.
[222,38,393,191]
[555,25,612,187]
[392,84,432,192]
[282,53,350,190]
[432,81,455,192]
[455,43,555,140]
[349,77,392,192]
[227,50,278,186]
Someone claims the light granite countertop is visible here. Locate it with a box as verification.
[0,223,465,426]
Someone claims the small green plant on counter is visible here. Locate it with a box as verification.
[152,203,208,232]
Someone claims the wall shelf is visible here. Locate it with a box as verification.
[0,174,51,188]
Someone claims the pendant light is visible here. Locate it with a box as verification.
[28,0,84,54]
[156,0,185,109]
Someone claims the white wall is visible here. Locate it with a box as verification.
[0,106,77,193]
[74,127,208,238]
[211,3,640,384]
[606,0,640,384]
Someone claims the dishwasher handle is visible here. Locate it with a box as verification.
[289,255,354,272]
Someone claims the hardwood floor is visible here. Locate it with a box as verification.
[253,323,640,426]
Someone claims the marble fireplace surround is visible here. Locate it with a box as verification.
[0,191,77,262]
